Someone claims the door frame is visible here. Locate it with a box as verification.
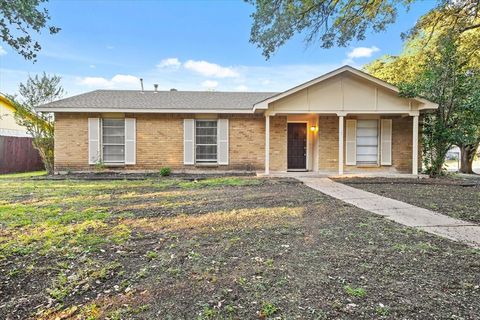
[287,121,309,171]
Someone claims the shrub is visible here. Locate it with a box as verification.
[159,167,171,177]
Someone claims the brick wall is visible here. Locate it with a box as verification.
[318,116,339,170]
[269,116,287,171]
[54,113,90,170]
[54,113,266,172]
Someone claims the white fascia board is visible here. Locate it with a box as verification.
[35,108,255,114]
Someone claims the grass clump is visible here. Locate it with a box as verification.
[0,170,47,179]
[344,285,367,298]
[159,167,172,176]
[260,302,278,317]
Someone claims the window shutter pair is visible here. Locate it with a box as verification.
[344,119,392,166]
[183,119,229,165]
[88,118,136,165]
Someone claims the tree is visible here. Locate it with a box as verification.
[398,35,479,176]
[9,73,64,174]
[366,3,480,174]
[0,0,60,61]
[248,0,480,59]
[454,75,480,173]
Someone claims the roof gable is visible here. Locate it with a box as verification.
[254,65,438,112]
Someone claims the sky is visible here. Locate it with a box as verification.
[0,0,437,97]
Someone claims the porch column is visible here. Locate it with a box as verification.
[265,115,270,175]
[338,115,344,175]
[412,114,419,175]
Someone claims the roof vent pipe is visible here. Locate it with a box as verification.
[154,84,158,92]
[140,78,144,92]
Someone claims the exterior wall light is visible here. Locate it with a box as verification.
[310,125,317,132]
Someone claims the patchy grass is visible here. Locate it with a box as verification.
[336,177,480,224]
[0,170,47,179]
[0,176,479,319]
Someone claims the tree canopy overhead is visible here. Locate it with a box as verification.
[0,0,60,61]
[249,0,480,59]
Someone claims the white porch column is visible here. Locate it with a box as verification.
[338,115,344,175]
[265,115,270,175]
[412,114,419,175]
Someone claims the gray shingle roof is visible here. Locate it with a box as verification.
[36,90,278,112]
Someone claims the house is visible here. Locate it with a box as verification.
[0,94,30,138]
[0,94,44,173]
[36,66,438,175]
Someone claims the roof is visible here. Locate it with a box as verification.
[36,90,278,113]
[36,66,438,114]
[253,65,438,111]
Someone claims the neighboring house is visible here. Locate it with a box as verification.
[36,66,438,175]
[0,94,44,173]
[0,94,29,137]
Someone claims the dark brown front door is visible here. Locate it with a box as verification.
[288,123,307,170]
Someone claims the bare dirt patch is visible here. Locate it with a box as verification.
[335,177,480,224]
[0,177,479,319]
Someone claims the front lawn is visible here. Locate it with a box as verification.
[0,176,478,319]
[336,177,480,224]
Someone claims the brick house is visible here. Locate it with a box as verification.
[37,66,437,175]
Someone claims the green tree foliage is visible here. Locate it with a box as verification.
[366,2,480,174]
[0,0,60,61]
[398,36,480,176]
[249,0,480,59]
[9,73,65,174]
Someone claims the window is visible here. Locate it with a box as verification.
[102,119,125,164]
[195,120,217,163]
[356,120,378,165]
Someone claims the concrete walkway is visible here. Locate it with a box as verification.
[298,177,480,248]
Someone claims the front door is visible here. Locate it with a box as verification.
[287,123,307,170]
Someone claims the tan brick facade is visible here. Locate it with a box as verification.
[54,113,90,170]
[317,116,339,170]
[54,113,266,172]
[54,113,419,173]
[269,116,287,171]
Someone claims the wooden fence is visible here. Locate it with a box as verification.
[0,136,44,173]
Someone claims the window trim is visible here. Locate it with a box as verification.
[194,119,218,164]
[101,118,126,165]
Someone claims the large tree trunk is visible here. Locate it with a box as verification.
[459,143,479,174]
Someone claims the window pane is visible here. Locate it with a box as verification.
[196,135,217,144]
[195,120,217,163]
[103,145,125,163]
[356,120,378,164]
[102,119,125,163]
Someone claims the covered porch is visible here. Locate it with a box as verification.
[263,112,420,176]
[254,66,436,176]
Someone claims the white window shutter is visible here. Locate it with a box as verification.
[381,119,392,165]
[125,118,136,165]
[217,119,229,165]
[345,119,356,165]
[184,119,195,165]
[88,118,100,164]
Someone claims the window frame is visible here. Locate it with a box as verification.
[195,119,218,164]
[101,118,126,165]
[355,119,380,166]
